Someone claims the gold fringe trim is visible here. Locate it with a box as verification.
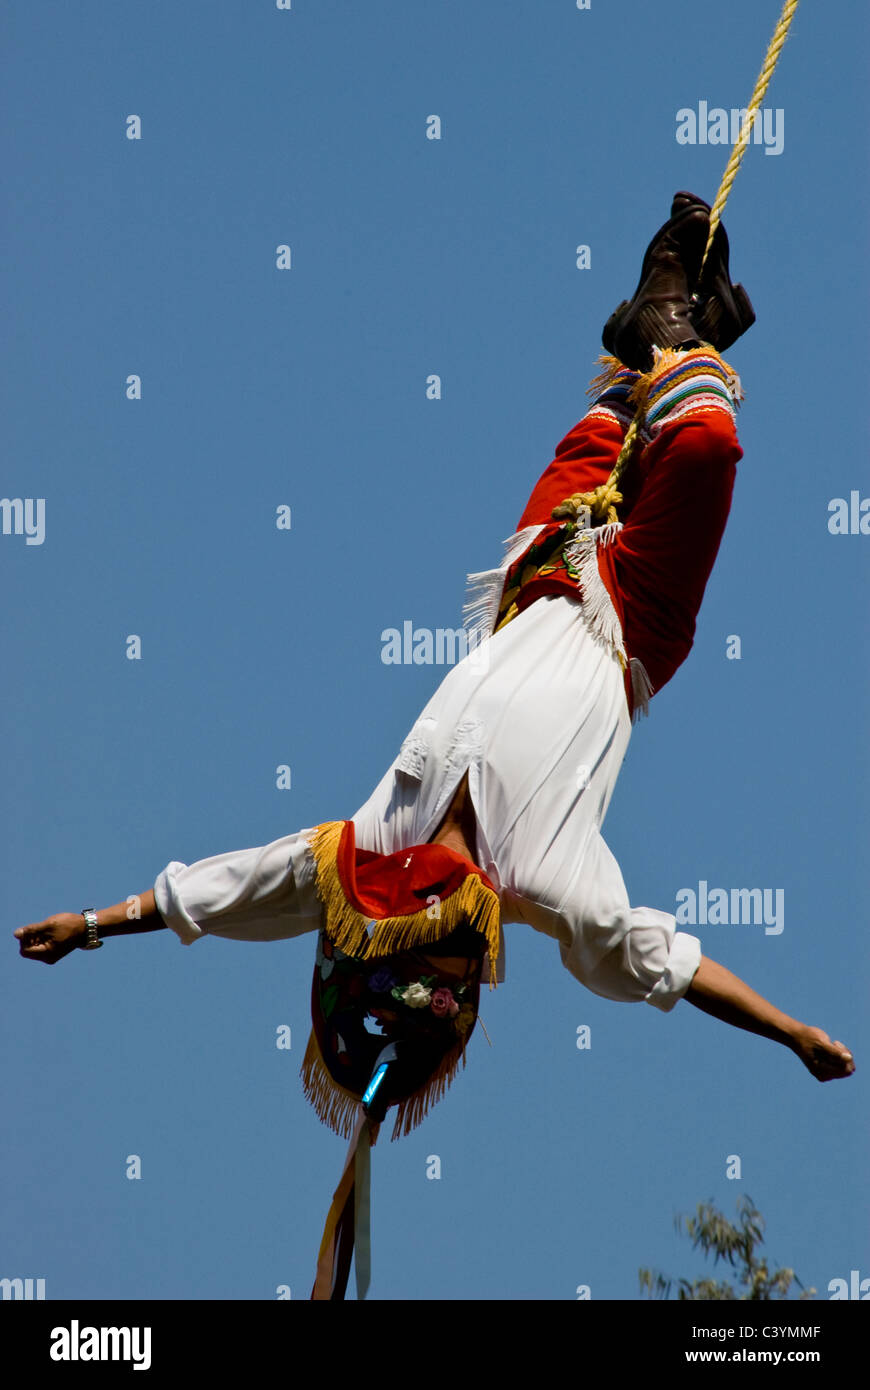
[585,353,633,400]
[301,1029,364,1141]
[391,1037,469,1141]
[307,821,501,990]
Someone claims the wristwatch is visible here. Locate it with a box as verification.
[79,908,103,950]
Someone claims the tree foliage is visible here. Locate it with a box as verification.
[639,1195,815,1300]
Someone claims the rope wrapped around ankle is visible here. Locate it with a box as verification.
[554,0,799,528]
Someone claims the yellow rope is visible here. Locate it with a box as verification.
[558,418,638,525]
[566,0,800,527]
[699,0,800,278]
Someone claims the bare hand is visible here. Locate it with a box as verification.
[792,1025,855,1082]
[15,914,87,965]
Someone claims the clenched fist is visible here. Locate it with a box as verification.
[15,914,87,965]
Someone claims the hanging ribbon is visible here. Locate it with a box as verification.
[353,1122,372,1300]
[311,1108,375,1301]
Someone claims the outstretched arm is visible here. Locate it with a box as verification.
[14,827,325,965]
[14,892,167,965]
[685,954,855,1083]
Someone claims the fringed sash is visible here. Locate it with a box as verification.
[307,820,501,986]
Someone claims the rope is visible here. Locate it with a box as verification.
[564,420,637,526]
[699,0,800,278]
[568,0,800,526]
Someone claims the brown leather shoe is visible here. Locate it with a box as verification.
[671,191,756,351]
[601,199,709,371]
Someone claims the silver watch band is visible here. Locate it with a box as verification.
[80,908,103,950]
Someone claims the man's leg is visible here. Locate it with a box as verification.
[582,193,752,695]
[600,345,744,698]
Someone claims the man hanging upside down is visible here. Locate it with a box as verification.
[14,192,854,1086]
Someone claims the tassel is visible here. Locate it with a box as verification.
[629,656,654,723]
[463,523,546,643]
[585,353,636,400]
[562,525,627,670]
[462,569,504,646]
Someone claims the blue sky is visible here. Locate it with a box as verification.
[2,0,867,1301]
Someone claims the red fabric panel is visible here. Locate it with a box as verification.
[336,821,496,919]
[516,413,627,529]
[606,411,741,694]
[511,407,742,700]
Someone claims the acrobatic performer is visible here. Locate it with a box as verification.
[15,192,854,1086]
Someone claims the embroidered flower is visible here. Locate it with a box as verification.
[430,987,458,1019]
[400,981,433,1009]
[369,967,398,994]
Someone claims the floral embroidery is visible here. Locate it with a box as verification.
[314,936,474,1044]
[397,980,433,1009]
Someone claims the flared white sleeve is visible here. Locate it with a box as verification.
[577,911,703,1011]
[515,826,701,1012]
[153,828,322,945]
